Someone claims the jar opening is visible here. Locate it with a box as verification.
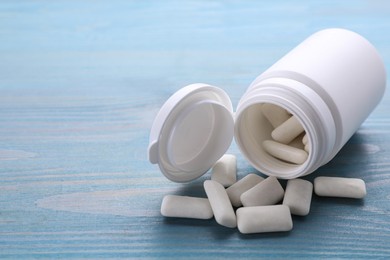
[235,102,311,179]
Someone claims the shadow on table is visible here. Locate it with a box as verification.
[163,217,237,240]
[237,230,291,240]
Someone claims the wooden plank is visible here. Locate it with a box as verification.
[1,0,390,258]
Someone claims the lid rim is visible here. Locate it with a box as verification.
[148,83,234,182]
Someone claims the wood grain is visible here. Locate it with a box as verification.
[1,0,390,258]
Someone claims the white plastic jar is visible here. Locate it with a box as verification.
[234,28,386,179]
[148,28,386,182]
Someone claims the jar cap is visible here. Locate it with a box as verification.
[148,83,234,182]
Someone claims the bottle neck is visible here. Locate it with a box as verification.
[235,77,337,178]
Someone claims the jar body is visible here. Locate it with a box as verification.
[235,28,386,179]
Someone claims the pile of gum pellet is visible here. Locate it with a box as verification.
[161,154,366,234]
[160,103,367,234]
[261,103,309,164]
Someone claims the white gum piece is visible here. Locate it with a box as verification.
[211,154,237,187]
[302,134,308,145]
[283,179,313,216]
[240,176,284,207]
[161,195,213,219]
[271,115,305,144]
[203,180,237,228]
[261,103,291,128]
[304,143,310,153]
[314,177,367,199]
[226,173,264,207]
[263,140,308,165]
[237,205,293,234]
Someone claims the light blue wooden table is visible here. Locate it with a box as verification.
[1,0,390,258]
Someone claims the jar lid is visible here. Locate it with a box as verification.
[148,83,234,182]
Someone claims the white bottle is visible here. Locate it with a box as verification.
[148,28,386,181]
[234,28,386,178]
